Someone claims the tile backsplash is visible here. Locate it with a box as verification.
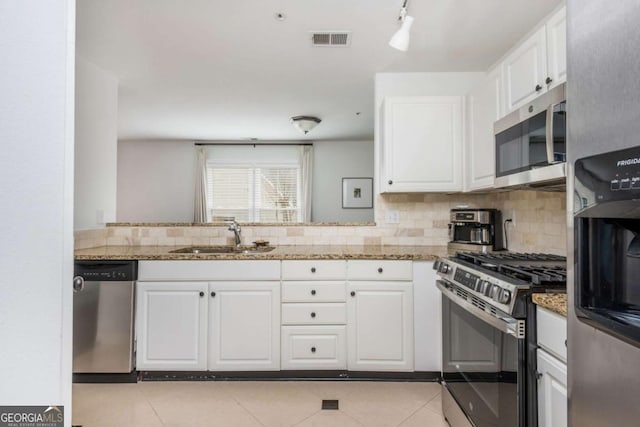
[75,190,567,256]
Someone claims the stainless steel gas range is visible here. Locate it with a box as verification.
[434,252,566,427]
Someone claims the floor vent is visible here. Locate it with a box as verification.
[322,399,339,410]
[311,31,351,47]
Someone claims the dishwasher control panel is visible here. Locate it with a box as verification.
[74,260,138,281]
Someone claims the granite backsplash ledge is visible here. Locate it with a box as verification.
[75,190,567,255]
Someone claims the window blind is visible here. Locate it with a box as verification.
[206,164,302,223]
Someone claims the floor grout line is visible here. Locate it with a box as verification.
[230,395,268,427]
[138,384,168,427]
[394,402,429,427]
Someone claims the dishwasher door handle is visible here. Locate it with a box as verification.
[73,276,85,292]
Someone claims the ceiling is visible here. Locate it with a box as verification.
[76,0,563,141]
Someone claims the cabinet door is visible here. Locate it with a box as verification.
[381,96,463,192]
[465,67,501,191]
[537,349,568,427]
[208,282,280,371]
[546,6,567,89]
[136,282,208,370]
[503,27,548,113]
[347,282,414,371]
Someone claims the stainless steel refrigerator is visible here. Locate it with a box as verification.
[567,1,640,426]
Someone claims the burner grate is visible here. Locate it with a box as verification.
[499,265,567,285]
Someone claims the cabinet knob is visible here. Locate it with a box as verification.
[377,267,383,273]
[546,77,553,85]
[536,371,543,380]
[350,291,356,297]
[311,289,316,296]
[310,312,316,318]
[311,267,316,273]
[311,347,316,353]
[211,291,216,298]
[388,180,393,185]
[535,84,543,92]
[199,291,205,297]
[528,105,534,113]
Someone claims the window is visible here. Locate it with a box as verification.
[204,145,306,223]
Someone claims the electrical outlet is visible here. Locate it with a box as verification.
[385,210,400,224]
[505,209,515,227]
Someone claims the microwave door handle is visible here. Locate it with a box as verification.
[545,103,555,163]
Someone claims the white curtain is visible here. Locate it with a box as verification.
[194,146,210,223]
[300,145,313,222]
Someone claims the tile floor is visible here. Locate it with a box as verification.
[73,380,448,427]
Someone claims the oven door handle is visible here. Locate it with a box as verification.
[436,280,525,339]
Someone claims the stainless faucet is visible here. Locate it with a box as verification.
[224,217,242,247]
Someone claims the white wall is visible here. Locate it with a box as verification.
[116,140,374,223]
[374,72,485,193]
[75,57,118,229]
[117,140,196,222]
[311,140,374,222]
[0,0,74,422]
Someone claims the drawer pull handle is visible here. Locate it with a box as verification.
[199,291,205,297]
[350,291,356,297]
[311,347,316,353]
[378,267,383,273]
[310,312,316,318]
[211,291,216,298]
[311,289,316,296]
[311,267,316,273]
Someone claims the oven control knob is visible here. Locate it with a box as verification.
[439,263,450,274]
[499,289,512,304]
[474,280,484,293]
[481,281,493,296]
[433,260,441,271]
[490,285,502,301]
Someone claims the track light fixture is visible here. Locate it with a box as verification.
[389,0,414,52]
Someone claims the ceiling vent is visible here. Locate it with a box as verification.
[310,31,351,47]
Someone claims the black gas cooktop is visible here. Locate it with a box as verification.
[454,252,567,286]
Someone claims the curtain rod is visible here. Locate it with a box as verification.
[194,142,313,146]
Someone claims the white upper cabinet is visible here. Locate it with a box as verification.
[380,96,463,193]
[502,26,548,113]
[546,6,567,89]
[464,67,502,191]
[502,5,567,115]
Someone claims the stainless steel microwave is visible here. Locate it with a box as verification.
[494,83,566,189]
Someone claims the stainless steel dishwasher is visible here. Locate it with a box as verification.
[73,260,137,375]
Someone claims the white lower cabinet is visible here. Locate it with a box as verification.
[136,282,208,371]
[347,281,414,371]
[537,349,567,427]
[537,306,567,427]
[281,325,347,370]
[208,282,280,371]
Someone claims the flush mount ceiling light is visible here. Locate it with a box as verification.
[389,0,414,52]
[290,116,321,134]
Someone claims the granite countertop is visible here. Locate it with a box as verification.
[74,245,448,261]
[532,293,567,317]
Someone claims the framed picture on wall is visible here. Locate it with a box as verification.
[342,177,373,209]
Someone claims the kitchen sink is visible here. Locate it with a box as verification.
[169,245,275,255]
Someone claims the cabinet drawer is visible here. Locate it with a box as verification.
[281,326,346,370]
[537,306,567,363]
[347,260,412,281]
[281,281,346,303]
[282,260,347,280]
[281,303,346,325]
